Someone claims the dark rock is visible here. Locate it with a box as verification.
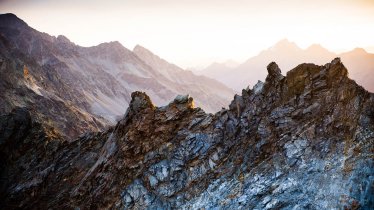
[266,62,284,83]
[129,91,155,112]
[0,55,373,209]
[0,107,31,145]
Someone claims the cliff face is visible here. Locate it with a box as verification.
[1,58,373,209]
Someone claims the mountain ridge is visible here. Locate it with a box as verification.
[0,13,373,210]
[1,57,373,209]
[0,13,235,138]
[200,39,374,92]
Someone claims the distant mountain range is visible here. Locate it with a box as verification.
[199,39,374,92]
[0,13,235,138]
[1,13,373,209]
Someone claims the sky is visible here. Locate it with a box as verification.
[1,0,374,68]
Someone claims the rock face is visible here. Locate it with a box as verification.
[0,13,235,133]
[1,57,373,209]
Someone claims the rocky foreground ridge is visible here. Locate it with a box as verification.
[1,58,373,209]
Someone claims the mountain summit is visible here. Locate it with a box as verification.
[0,13,235,135]
[1,57,373,209]
[0,13,373,210]
[270,38,301,52]
[200,39,374,92]
[0,13,28,28]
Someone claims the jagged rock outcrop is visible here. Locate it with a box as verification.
[133,45,235,112]
[200,39,374,93]
[1,58,373,209]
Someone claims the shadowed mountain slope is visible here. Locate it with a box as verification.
[0,13,235,136]
[1,58,373,209]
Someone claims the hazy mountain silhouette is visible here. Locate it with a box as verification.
[1,13,373,210]
[339,48,374,93]
[200,39,374,92]
[0,13,235,132]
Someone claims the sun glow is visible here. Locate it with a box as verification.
[1,0,374,68]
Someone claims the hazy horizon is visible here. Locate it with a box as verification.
[1,0,374,68]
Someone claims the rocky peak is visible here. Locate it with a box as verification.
[55,35,76,52]
[271,38,301,52]
[266,62,284,80]
[133,44,180,71]
[0,13,28,29]
[107,40,123,48]
[306,43,328,52]
[285,57,348,89]
[95,41,126,52]
[325,57,348,80]
[173,94,195,110]
[133,44,151,55]
[133,44,171,69]
[86,41,135,62]
[331,57,341,65]
[263,61,285,92]
[128,91,155,113]
[350,47,368,55]
[56,35,72,44]
[1,55,373,209]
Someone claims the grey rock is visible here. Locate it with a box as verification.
[174,94,190,104]
[1,31,373,210]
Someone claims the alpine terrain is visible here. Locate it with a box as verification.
[0,13,235,137]
[200,39,374,93]
[0,13,373,210]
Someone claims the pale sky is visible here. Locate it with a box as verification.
[1,0,374,68]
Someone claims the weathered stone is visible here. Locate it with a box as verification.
[253,80,264,95]
[174,94,190,104]
[1,58,373,210]
[266,62,284,83]
[129,91,155,112]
